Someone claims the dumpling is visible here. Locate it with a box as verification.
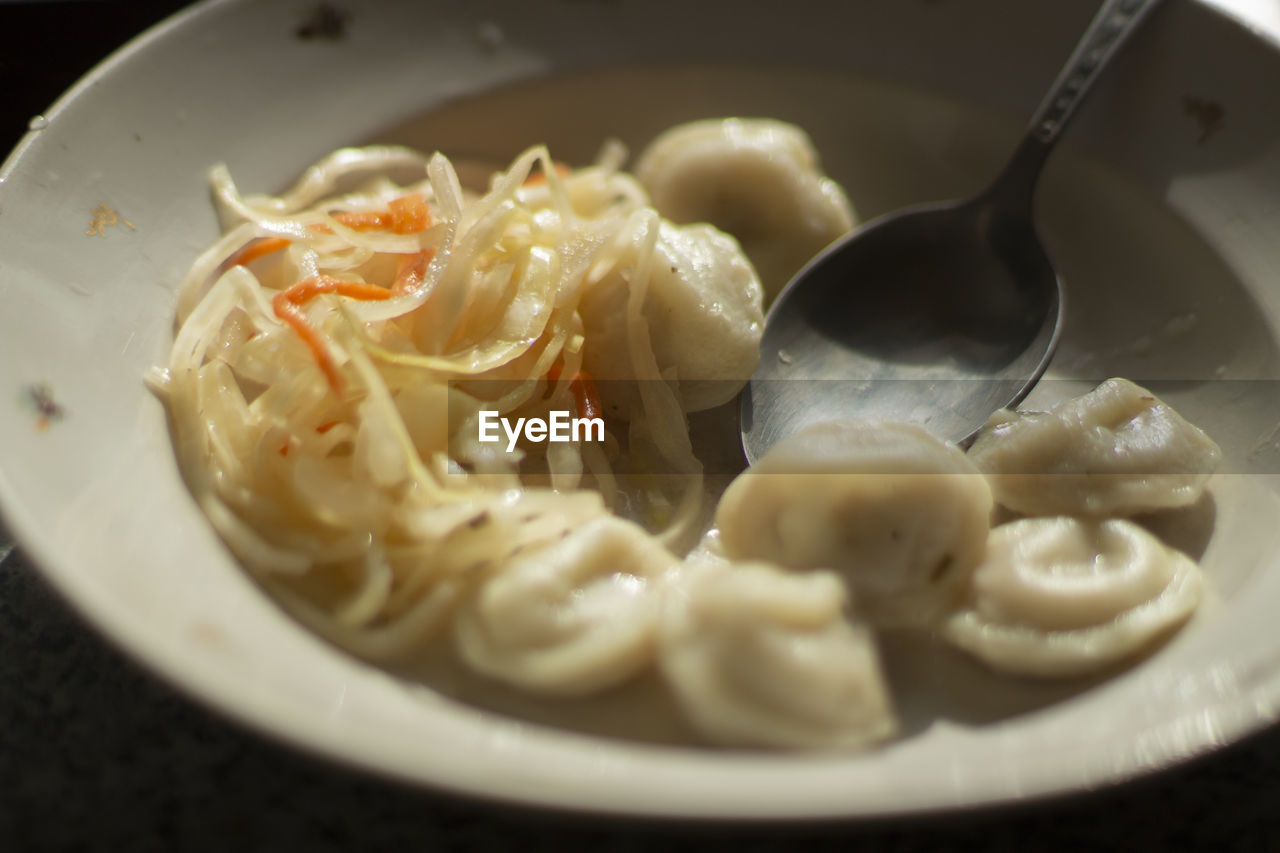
[579,217,764,418]
[453,516,677,696]
[715,420,992,626]
[942,516,1202,677]
[659,562,896,749]
[634,118,855,303]
[967,378,1222,517]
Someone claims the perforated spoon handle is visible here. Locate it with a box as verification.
[989,0,1164,212]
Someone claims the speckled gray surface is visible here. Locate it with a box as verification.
[4,528,1280,851]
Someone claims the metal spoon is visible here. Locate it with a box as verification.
[740,0,1162,463]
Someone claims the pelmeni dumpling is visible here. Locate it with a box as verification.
[715,420,992,626]
[659,562,896,749]
[579,218,764,418]
[634,118,855,303]
[453,516,677,696]
[943,517,1202,677]
[968,378,1222,517]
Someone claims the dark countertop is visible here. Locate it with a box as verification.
[3,2,1279,850]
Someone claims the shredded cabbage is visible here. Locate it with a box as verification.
[157,142,715,660]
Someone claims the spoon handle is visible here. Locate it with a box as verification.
[989,0,1163,212]
[1029,0,1164,144]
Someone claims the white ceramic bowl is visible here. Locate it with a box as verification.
[3,0,1280,819]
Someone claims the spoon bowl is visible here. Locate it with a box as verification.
[741,0,1160,463]
[741,193,1062,461]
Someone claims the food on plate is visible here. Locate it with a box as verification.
[154,140,698,660]
[634,118,856,302]
[153,117,1220,750]
[714,420,993,626]
[454,516,676,696]
[967,378,1222,517]
[577,218,763,419]
[153,120,774,744]
[941,516,1203,677]
[659,562,896,749]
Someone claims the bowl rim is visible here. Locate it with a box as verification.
[2,0,1279,821]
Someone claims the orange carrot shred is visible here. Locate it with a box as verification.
[544,364,603,422]
[272,275,392,393]
[319,194,433,234]
[522,162,571,186]
[574,372,603,422]
[333,211,390,231]
[232,237,291,267]
[392,249,435,295]
[389,193,432,234]
[278,276,391,305]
